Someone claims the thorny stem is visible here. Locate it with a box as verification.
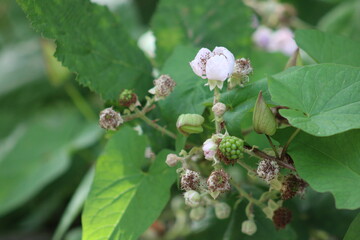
[123,105,156,122]
[280,128,301,160]
[231,180,266,209]
[213,87,221,134]
[134,108,177,140]
[243,146,296,171]
[265,135,280,159]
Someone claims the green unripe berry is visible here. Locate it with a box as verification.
[219,136,244,161]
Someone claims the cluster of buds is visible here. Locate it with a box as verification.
[256,159,279,183]
[228,58,253,88]
[281,174,308,200]
[99,107,123,130]
[119,89,140,111]
[148,74,176,101]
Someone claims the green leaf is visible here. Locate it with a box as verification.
[17,0,152,100]
[277,128,360,209]
[158,46,212,128]
[295,29,360,67]
[151,0,253,64]
[269,63,360,136]
[82,127,176,240]
[344,213,360,240]
[0,107,101,216]
[220,79,270,135]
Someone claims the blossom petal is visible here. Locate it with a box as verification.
[206,55,230,81]
[213,46,235,75]
[190,48,211,78]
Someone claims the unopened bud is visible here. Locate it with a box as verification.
[257,160,279,183]
[190,206,206,221]
[253,91,277,136]
[241,219,257,236]
[165,153,180,167]
[181,169,201,191]
[148,74,176,101]
[99,107,123,130]
[207,169,231,199]
[214,202,231,219]
[176,114,204,136]
[184,190,201,208]
[212,102,227,117]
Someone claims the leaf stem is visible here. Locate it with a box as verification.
[280,128,301,160]
[134,108,177,140]
[265,135,279,159]
[231,180,266,208]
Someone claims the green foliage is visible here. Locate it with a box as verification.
[0,107,101,216]
[295,29,360,66]
[276,128,360,209]
[344,213,360,240]
[158,46,212,128]
[82,127,176,240]
[17,0,153,100]
[269,64,360,136]
[151,0,253,65]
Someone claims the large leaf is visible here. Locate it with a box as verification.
[344,213,360,240]
[269,64,360,136]
[82,127,176,240]
[0,108,101,216]
[17,0,152,100]
[277,129,360,209]
[158,45,212,128]
[295,29,360,67]
[151,0,253,64]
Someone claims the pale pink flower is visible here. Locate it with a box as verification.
[202,138,217,161]
[268,28,297,56]
[252,26,272,49]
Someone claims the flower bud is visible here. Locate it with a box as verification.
[190,206,206,221]
[176,114,204,136]
[212,102,227,117]
[165,153,180,167]
[207,169,231,199]
[241,219,257,236]
[99,107,123,130]
[148,74,176,101]
[184,190,201,208]
[257,160,279,183]
[253,91,277,136]
[214,202,231,219]
[202,138,217,161]
[181,169,201,191]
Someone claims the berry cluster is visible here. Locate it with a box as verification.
[218,136,244,165]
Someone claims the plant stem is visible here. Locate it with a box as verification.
[231,180,266,208]
[213,87,221,133]
[243,146,296,171]
[64,82,96,121]
[237,159,254,173]
[280,128,301,160]
[134,108,177,140]
[265,135,279,159]
[123,105,155,122]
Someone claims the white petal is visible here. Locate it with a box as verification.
[190,48,211,78]
[252,26,272,49]
[213,46,235,75]
[206,55,230,81]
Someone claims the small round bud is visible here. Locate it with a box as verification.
[165,153,180,167]
[181,169,201,191]
[212,102,227,117]
[119,89,139,108]
[214,202,231,219]
[99,107,123,130]
[148,74,176,101]
[218,136,244,165]
[207,169,231,198]
[241,219,257,236]
[202,138,217,161]
[272,207,292,229]
[257,160,279,183]
[190,206,206,221]
[253,91,277,136]
[176,114,204,136]
[281,174,308,200]
[184,190,201,208]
